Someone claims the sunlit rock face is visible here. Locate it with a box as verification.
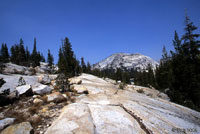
[45,74,200,134]
[93,53,159,71]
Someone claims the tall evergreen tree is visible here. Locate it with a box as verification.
[155,46,172,90]
[58,47,66,73]
[81,57,87,73]
[0,43,9,63]
[47,49,54,67]
[58,37,78,77]
[74,58,82,75]
[10,44,19,64]
[86,62,91,74]
[39,52,45,62]
[25,46,31,66]
[31,38,40,67]
[18,38,26,65]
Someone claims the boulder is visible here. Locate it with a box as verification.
[62,94,68,99]
[47,92,66,103]
[45,103,144,134]
[35,63,51,74]
[48,75,57,81]
[157,92,170,101]
[70,85,88,94]
[0,89,18,106]
[32,95,40,99]
[33,98,44,105]
[0,74,40,93]
[105,78,116,84]
[0,118,15,130]
[16,85,32,96]
[34,66,46,74]
[69,78,82,85]
[29,114,41,125]
[70,84,104,94]
[45,103,95,134]
[38,74,51,85]
[50,80,56,87]
[2,63,30,75]
[1,122,33,134]
[0,112,4,119]
[32,85,52,95]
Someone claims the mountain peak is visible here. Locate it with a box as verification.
[93,53,159,71]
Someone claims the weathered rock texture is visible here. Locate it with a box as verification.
[0,118,15,130]
[47,92,66,103]
[45,73,200,134]
[32,85,52,95]
[38,74,51,85]
[1,122,33,134]
[16,85,32,96]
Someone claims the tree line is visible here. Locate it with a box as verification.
[65,15,199,111]
[0,38,54,68]
[133,15,200,111]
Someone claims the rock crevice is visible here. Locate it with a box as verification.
[118,104,153,134]
[87,105,97,134]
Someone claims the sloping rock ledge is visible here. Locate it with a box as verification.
[45,73,200,134]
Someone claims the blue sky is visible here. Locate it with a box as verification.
[0,0,200,64]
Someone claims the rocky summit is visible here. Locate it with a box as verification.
[93,53,159,71]
[45,73,200,134]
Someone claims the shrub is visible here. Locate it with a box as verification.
[137,89,144,94]
[28,104,41,115]
[29,67,36,75]
[29,114,42,127]
[0,78,6,88]
[147,93,153,97]
[119,83,126,90]
[70,97,76,103]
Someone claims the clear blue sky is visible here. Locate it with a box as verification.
[0,0,200,64]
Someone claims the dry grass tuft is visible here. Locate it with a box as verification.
[28,104,41,115]
[40,95,48,103]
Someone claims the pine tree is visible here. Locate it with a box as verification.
[74,58,82,75]
[155,46,172,91]
[25,46,31,66]
[58,37,78,77]
[31,38,40,67]
[170,15,200,109]
[39,52,46,62]
[173,31,182,54]
[10,44,19,64]
[57,37,80,92]
[62,37,76,77]
[81,57,87,73]
[32,38,37,57]
[47,49,54,67]
[155,15,200,111]
[18,39,26,65]
[0,43,9,63]
[86,62,91,74]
